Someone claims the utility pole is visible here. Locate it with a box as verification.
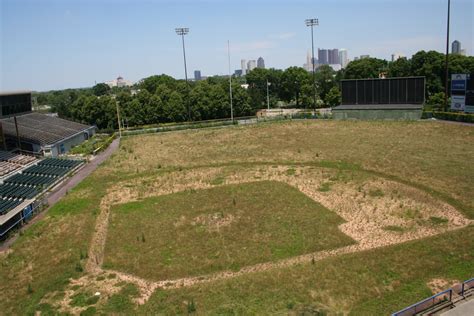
[306,18,319,109]
[175,27,191,120]
[444,0,451,111]
[115,101,122,138]
[266,80,270,110]
[228,40,234,122]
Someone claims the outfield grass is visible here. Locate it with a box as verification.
[115,121,474,218]
[104,181,355,280]
[137,224,474,315]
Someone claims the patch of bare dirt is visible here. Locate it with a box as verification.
[191,212,237,231]
[427,278,460,294]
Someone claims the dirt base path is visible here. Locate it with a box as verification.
[0,138,120,252]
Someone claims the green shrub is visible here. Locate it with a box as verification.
[422,111,474,123]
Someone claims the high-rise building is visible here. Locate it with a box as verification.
[257,57,265,68]
[194,70,202,81]
[391,53,405,62]
[234,69,243,77]
[318,49,328,65]
[328,49,339,65]
[241,59,247,76]
[460,49,467,56]
[303,50,314,71]
[339,49,349,68]
[452,40,461,54]
[360,55,370,59]
[247,60,257,72]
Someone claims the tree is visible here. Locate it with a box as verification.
[388,57,411,77]
[92,83,111,96]
[280,67,311,107]
[344,58,387,79]
[325,86,342,107]
[315,65,337,104]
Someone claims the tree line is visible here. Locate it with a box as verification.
[34,50,474,130]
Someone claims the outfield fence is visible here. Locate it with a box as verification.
[121,112,327,137]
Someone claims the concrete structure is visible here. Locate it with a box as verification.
[339,49,349,68]
[234,69,243,77]
[247,60,257,72]
[332,103,423,120]
[241,59,247,76]
[452,40,461,54]
[257,57,265,69]
[194,70,202,81]
[0,113,95,156]
[0,91,95,157]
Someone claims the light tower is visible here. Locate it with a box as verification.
[175,27,191,120]
[175,27,189,83]
[305,18,319,109]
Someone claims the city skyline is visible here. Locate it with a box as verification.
[1,0,472,91]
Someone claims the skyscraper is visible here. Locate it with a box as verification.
[328,49,339,65]
[391,53,405,62]
[194,70,201,81]
[339,49,349,68]
[247,60,257,72]
[452,40,461,54]
[257,57,265,69]
[318,49,328,65]
[241,59,247,76]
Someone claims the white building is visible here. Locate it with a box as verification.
[241,59,247,76]
[339,49,349,68]
[247,60,257,72]
[105,76,133,88]
[303,50,313,71]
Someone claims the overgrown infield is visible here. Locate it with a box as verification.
[0,120,473,315]
[104,181,355,280]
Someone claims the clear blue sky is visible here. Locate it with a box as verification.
[1,0,472,91]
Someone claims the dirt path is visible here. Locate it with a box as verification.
[0,138,120,253]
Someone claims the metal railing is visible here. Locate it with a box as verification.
[392,277,474,316]
[392,289,452,316]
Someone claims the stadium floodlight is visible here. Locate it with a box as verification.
[305,18,319,109]
[175,27,190,83]
[175,27,191,120]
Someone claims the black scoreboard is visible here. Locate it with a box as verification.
[341,77,425,105]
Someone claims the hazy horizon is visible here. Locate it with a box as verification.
[1,0,472,92]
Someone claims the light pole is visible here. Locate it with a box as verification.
[444,0,450,111]
[115,100,122,138]
[305,18,319,109]
[228,40,234,122]
[175,27,191,120]
[266,80,271,110]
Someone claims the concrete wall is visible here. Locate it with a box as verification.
[333,109,422,120]
[43,126,95,157]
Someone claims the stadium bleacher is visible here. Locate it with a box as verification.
[0,157,83,220]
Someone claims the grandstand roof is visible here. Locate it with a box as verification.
[0,112,93,146]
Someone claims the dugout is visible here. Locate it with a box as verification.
[333,77,425,120]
